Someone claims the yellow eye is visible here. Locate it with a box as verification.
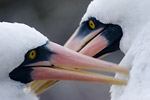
[29,50,36,59]
[88,20,95,29]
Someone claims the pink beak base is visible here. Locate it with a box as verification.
[29,42,129,85]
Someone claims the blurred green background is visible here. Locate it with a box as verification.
[0,0,124,100]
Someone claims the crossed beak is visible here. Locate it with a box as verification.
[28,24,128,95]
[26,41,128,94]
[29,42,128,82]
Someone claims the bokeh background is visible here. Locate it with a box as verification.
[0,0,124,100]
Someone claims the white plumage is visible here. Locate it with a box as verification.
[0,79,37,100]
[111,22,150,100]
[0,22,48,100]
[81,0,150,99]
[1,21,122,100]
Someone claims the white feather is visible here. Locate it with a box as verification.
[81,0,150,99]
[0,78,38,100]
[0,22,48,100]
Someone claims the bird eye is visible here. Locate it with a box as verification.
[29,50,36,60]
[88,20,95,29]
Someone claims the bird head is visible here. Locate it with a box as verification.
[65,0,150,55]
[0,22,128,88]
[0,22,48,80]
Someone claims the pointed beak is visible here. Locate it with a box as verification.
[64,28,107,56]
[65,24,122,57]
[27,42,128,85]
[28,24,126,95]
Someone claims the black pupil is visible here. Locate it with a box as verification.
[31,52,34,56]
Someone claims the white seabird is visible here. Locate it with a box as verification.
[0,22,128,100]
[64,0,150,100]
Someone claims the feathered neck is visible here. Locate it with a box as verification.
[0,78,38,100]
[111,22,150,100]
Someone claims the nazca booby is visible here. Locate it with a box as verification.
[36,0,150,99]
[29,0,127,95]
[65,0,150,100]
[0,22,128,100]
